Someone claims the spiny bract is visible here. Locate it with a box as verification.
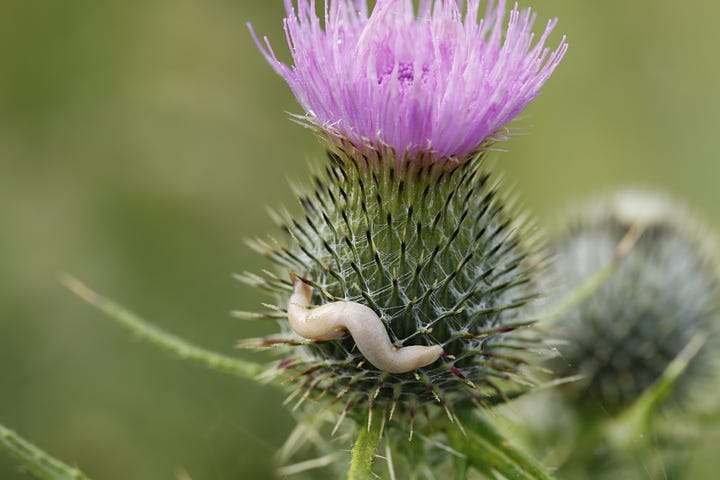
[239,144,544,425]
[550,190,720,414]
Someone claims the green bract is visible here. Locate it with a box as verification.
[240,145,544,426]
[550,191,720,414]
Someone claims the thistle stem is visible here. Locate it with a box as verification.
[454,411,554,480]
[0,423,92,480]
[60,274,265,379]
[348,417,383,480]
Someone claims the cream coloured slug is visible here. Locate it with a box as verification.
[287,278,444,374]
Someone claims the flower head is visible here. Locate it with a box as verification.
[250,0,567,161]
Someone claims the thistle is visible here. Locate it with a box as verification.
[1,2,569,479]
[549,190,720,415]
[243,0,567,435]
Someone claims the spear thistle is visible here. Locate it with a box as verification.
[244,0,567,431]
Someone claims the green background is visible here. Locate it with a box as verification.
[1,0,718,478]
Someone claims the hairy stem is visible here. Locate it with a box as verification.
[60,274,264,379]
[348,417,383,480]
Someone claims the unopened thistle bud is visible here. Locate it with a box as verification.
[243,0,567,427]
[550,190,720,415]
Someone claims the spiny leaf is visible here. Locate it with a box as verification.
[0,423,91,480]
[60,274,264,379]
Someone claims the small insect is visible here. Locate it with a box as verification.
[287,276,443,374]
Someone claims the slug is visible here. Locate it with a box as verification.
[287,277,444,374]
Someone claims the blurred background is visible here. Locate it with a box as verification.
[1,0,719,478]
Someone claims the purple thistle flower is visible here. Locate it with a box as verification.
[250,0,567,161]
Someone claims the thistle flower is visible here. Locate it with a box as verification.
[241,2,566,453]
[550,191,720,415]
[249,0,567,161]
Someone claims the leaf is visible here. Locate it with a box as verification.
[0,423,91,480]
[60,274,265,379]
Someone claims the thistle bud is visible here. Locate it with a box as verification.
[242,0,566,431]
[550,190,720,415]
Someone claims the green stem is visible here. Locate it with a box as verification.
[0,423,92,480]
[348,417,383,480]
[455,412,554,480]
[60,274,265,379]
